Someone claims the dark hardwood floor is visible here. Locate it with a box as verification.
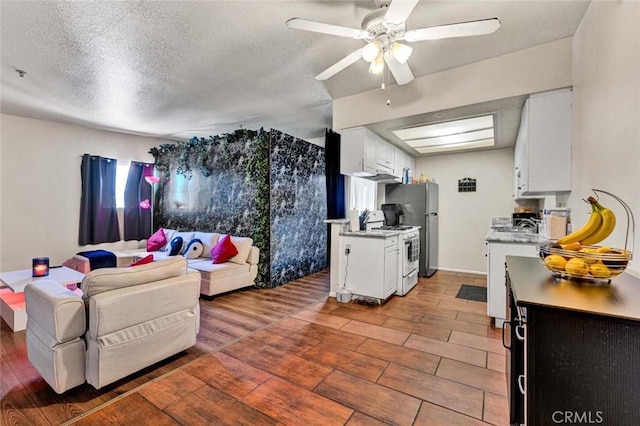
[1,269,508,425]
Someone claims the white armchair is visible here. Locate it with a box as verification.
[25,257,200,393]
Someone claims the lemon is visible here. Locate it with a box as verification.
[589,263,611,278]
[578,248,597,264]
[544,254,567,271]
[565,258,589,276]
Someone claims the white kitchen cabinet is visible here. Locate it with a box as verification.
[393,147,416,180]
[514,88,572,199]
[340,127,396,177]
[486,241,539,326]
[376,138,395,172]
[339,234,398,300]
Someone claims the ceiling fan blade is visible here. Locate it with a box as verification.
[315,48,364,81]
[384,0,420,25]
[286,18,368,39]
[404,17,500,42]
[384,52,414,85]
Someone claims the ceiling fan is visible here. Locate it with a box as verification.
[286,0,500,85]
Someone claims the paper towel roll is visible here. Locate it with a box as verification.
[349,210,360,231]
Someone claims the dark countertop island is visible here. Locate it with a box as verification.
[506,255,640,322]
[505,255,640,425]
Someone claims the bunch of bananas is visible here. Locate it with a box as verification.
[557,196,616,248]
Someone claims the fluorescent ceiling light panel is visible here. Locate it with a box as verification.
[415,138,495,154]
[406,128,494,148]
[392,115,494,140]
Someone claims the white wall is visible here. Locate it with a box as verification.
[333,37,573,130]
[414,148,515,274]
[0,114,167,271]
[569,1,640,275]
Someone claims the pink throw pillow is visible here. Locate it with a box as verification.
[129,254,154,267]
[211,234,239,264]
[147,228,167,251]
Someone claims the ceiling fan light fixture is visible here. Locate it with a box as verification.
[391,42,412,64]
[369,53,385,75]
[362,41,382,62]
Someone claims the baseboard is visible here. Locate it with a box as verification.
[329,291,336,298]
[436,267,487,276]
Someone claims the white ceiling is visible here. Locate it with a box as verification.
[0,1,589,145]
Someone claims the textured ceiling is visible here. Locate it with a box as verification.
[1,1,590,143]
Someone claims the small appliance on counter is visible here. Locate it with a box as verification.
[363,210,385,230]
[381,203,404,227]
[512,212,538,227]
[540,208,570,240]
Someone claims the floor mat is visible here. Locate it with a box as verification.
[456,284,487,302]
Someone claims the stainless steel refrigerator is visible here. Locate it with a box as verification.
[385,182,438,277]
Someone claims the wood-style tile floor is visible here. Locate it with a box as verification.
[1,269,509,425]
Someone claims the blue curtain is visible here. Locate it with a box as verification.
[325,129,345,219]
[325,129,345,260]
[124,162,154,241]
[78,155,120,245]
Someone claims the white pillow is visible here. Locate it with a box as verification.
[161,229,176,250]
[194,232,220,258]
[227,236,254,265]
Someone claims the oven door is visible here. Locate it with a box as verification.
[403,235,420,277]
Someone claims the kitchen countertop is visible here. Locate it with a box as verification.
[485,228,545,244]
[340,230,401,238]
[323,218,350,224]
[506,255,640,322]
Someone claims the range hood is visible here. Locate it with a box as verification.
[350,170,401,183]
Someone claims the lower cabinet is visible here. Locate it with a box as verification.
[486,241,538,326]
[505,257,640,425]
[339,235,398,300]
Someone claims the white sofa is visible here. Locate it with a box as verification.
[129,230,259,297]
[25,257,200,393]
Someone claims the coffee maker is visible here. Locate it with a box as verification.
[381,203,404,227]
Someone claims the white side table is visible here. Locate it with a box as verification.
[0,266,85,331]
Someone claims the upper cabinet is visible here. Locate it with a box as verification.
[340,127,396,177]
[514,88,572,199]
[393,147,416,181]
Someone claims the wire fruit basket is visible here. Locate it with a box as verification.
[539,189,634,283]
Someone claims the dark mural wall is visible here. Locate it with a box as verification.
[149,128,326,288]
[270,130,327,286]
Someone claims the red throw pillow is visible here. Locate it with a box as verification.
[211,234,239,264]
[129,254,154,267]
[147,228,167,251]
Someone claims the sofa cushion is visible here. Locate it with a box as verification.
[194,232,220,258]
[81,257,188,299]
[25,281,86,344]
[147,228,167,252]
[183,239,204,259]
[129,254,154,267]
[211,234,238,264]
[190,261,250,280]
[165,237,184,256]
[227,236,254,265]
[162,229,176,248]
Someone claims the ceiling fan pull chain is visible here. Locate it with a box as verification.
[386,63,391,106]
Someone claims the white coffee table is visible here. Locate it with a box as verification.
[0,266,85,331]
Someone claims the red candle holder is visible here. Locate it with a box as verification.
[32,257,50,277]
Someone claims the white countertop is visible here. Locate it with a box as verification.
[485,228,545,244]
[340,230,401,238]
[324,218,350,224]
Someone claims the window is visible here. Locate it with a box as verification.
[348,176,376,212]
[115,164,130,208]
